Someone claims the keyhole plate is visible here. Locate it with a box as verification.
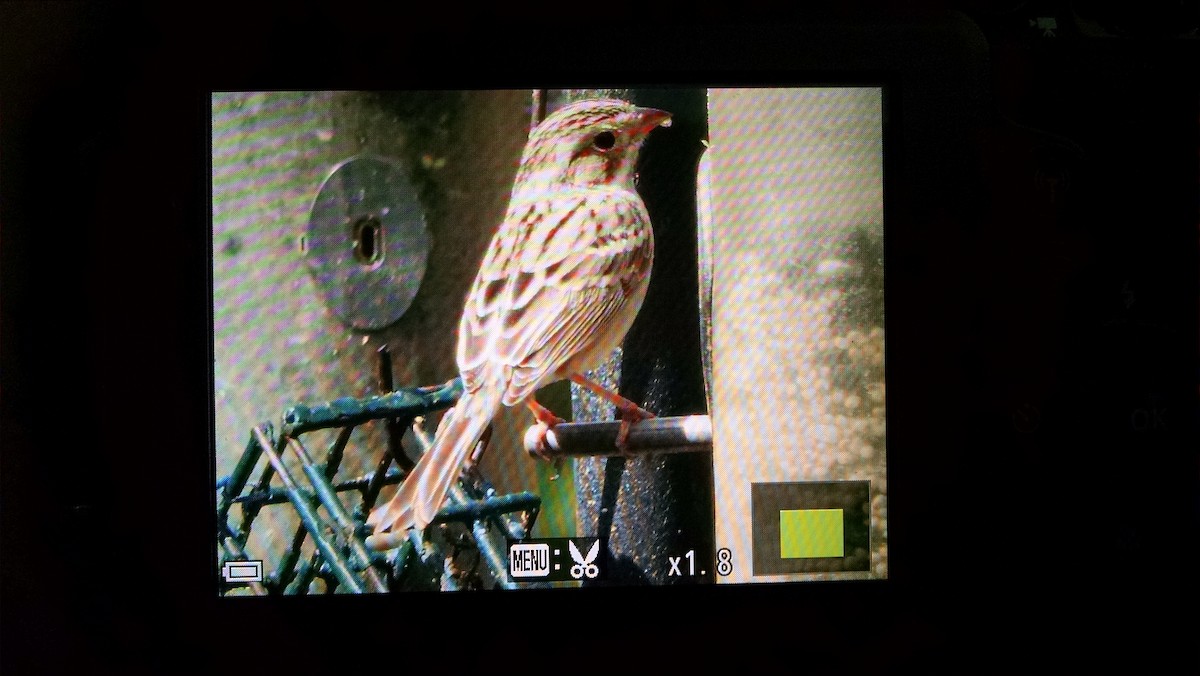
[305,155,430,330]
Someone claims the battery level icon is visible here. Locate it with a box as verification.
[222,560,264,583]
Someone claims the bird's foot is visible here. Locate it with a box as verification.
[526,398,565,462]
[528,417,565,462]
[615,403,655,454]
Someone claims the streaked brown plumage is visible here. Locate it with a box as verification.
[366,99,671,543]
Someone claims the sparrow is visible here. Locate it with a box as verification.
[366,98,670,544]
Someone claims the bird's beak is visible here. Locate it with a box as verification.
[636,107,673,130]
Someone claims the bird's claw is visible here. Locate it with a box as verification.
[615,404,654,454]
[530,417,565,462]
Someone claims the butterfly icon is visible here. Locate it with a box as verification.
[568,539,600,580]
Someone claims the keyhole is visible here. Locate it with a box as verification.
[352,215,382,264]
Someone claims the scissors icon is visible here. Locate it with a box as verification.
[568,540,600,579]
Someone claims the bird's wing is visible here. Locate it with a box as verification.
[457,192,652,405]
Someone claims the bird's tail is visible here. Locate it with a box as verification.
[366,387,499,536]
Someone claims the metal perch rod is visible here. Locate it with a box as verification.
[523,415,712,458]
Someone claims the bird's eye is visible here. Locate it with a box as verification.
[591,131,616,151]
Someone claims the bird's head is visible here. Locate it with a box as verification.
[514,98,672,193]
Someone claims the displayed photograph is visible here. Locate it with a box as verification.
[211,87,885,594]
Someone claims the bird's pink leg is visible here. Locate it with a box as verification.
[569,374,655,450]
